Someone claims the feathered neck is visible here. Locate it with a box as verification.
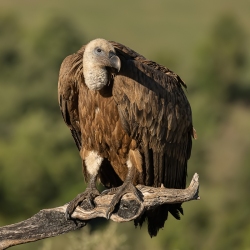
[83,62,108,91]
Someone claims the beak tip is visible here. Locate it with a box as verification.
[110,55,121,72]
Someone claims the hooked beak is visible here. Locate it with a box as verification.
[109,51,121,72]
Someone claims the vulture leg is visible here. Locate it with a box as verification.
[102,160,143,219]
[65,151,103,219]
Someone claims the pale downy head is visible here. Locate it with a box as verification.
[83,38,121,90]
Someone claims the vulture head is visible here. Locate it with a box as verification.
[83,38,121,90]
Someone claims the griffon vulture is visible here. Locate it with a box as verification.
[58,38,195,237]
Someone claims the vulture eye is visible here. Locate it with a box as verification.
[96,48,102,53]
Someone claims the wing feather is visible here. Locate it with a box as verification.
[58,52,83,150]
[111,42,193,191]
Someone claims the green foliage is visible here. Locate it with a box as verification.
[0,14,22,79]
[189,15,249,179]
[0,12,84,224]
[39,223,129,250]
[34,16,84,70]
[193,14,248,102]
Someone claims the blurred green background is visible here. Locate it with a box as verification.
[0,0,250,249]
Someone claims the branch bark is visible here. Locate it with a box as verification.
[0,173,200,250]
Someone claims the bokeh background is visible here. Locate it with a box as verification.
[0,0,250,249]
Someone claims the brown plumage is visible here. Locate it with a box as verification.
[58,38,195,237]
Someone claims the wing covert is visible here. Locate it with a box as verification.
[58,53,83,150]
[112,42,194,188]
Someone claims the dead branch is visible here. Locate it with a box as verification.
[0,173,199,250]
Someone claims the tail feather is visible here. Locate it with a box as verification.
[147,206,169,237]
[169,204,183,220]
[134,204,183,237]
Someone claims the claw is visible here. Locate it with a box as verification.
[65,187,100,220]
[104,182,143,219]
[101,187,118,196]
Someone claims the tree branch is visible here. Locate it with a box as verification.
[0,173,200,250]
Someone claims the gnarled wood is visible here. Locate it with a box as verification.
[0,173,199,250]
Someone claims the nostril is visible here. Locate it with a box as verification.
[109,51,116,58]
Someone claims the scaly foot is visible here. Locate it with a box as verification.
[65,187,100,219]
[102,182,143,219]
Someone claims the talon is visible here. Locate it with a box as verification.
[101,187,118,196]
[105,182,143,219]
[106,209,113,219]
[65,209,72,220]
[101,190,109,196]
[65,187,100,219]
